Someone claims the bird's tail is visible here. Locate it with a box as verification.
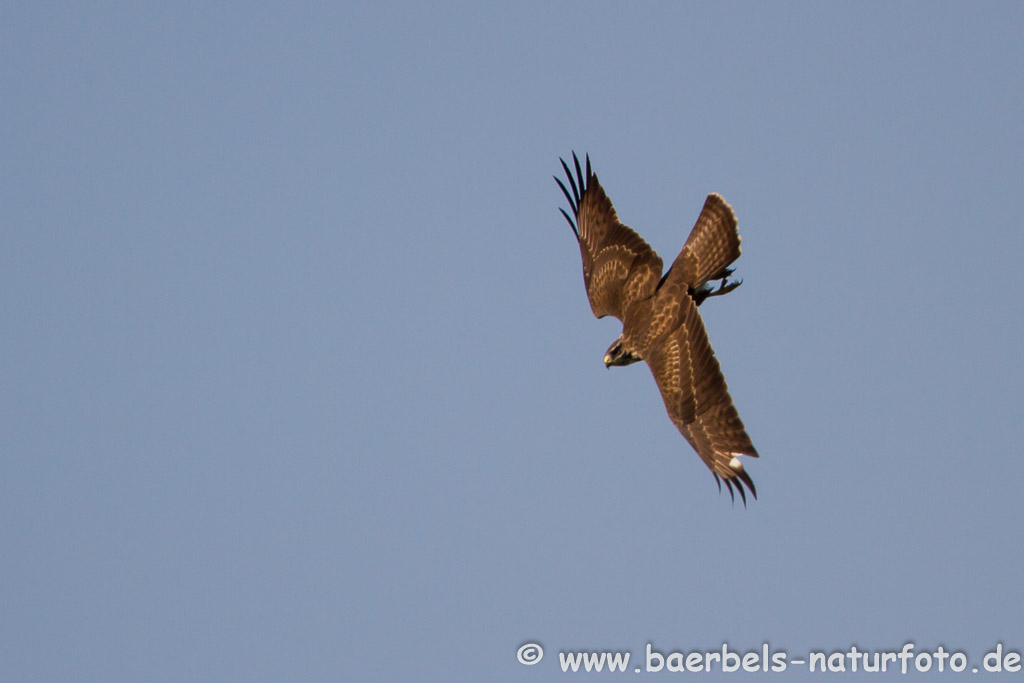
[678,193,742,287]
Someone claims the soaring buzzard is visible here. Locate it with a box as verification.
[555,153,759,503]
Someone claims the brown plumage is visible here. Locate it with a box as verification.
[555,153,759,504]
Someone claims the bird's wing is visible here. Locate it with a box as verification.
[642,284,758,503]
[555,153,663,320]
[661,193,741,289]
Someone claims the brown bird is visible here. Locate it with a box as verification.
[555,153,759,504]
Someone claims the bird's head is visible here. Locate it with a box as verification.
[604,338,642,368]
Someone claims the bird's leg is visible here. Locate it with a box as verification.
[699,271,742,301]
[691,269,743,305]
[706,275,742,298]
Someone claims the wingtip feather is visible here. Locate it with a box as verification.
[738,468,757,500]
[554,175,578,216]
[558,207,579,238]
[560,157,580,207]
[572,152,585,197]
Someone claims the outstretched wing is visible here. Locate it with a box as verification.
[661,193,741,289]
[643,283,758,504]
[555,153,663,320]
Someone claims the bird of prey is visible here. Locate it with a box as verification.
[555,152,759,504]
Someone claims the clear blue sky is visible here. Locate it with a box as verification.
[3,1,1022,680]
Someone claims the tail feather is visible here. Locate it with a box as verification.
[664,193,741,289]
